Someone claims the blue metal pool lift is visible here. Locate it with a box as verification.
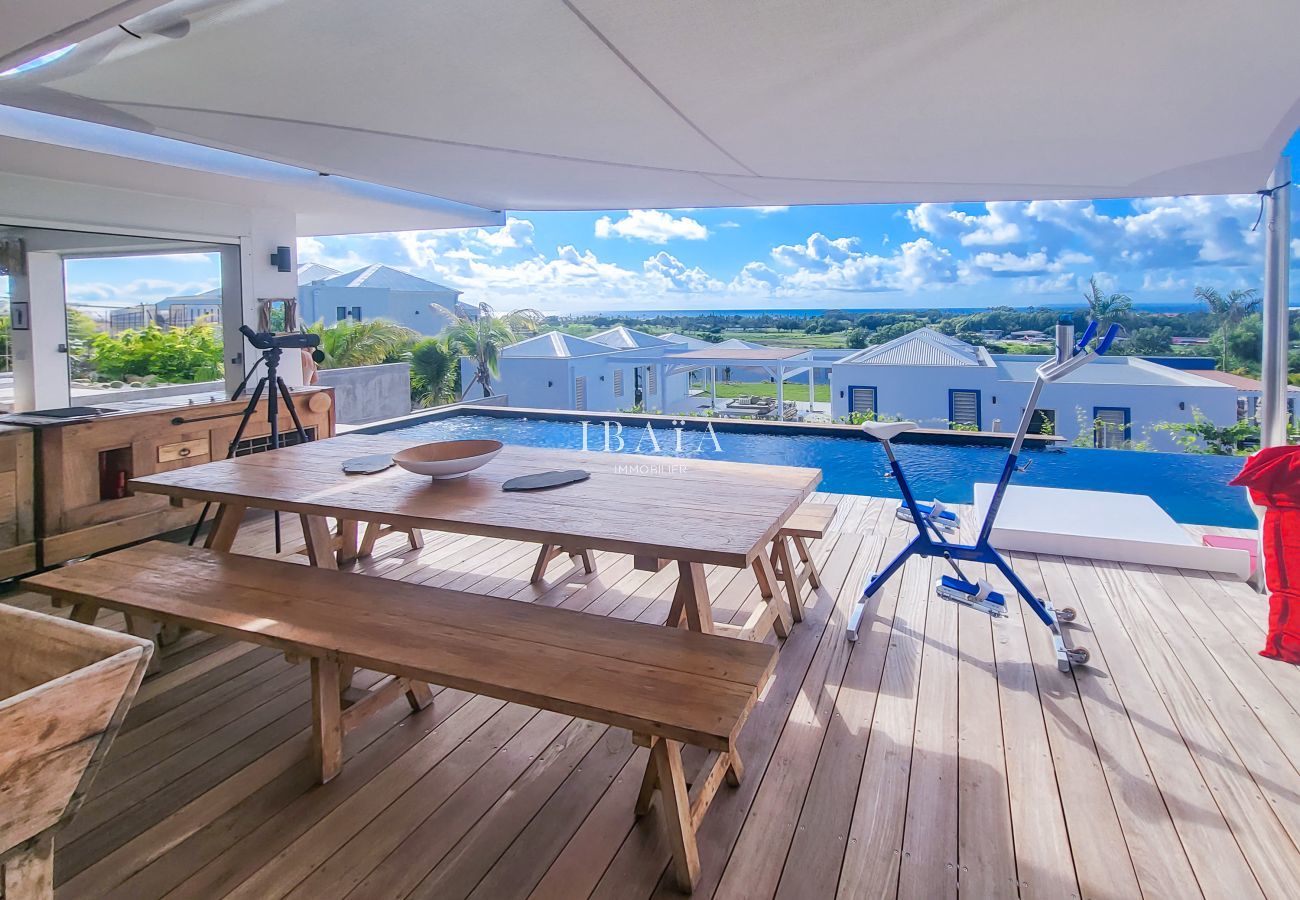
[847,317,1120,671]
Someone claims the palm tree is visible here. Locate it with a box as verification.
[408,337,457,406]
[1082,276,1133,327]
[447,302,543,398]
[306,318,417,368]
[1195,285,1260,371]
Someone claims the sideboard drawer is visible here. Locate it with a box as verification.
[157,438,210,464]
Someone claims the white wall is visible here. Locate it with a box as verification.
[830,361,1241,451]
[461,355,574,409]
[299,284,457,335]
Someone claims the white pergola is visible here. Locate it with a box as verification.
[2,0,1297,437]
[626,347,827,416]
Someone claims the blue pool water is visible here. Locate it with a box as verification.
[369,413,1254,528]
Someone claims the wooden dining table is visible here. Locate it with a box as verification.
[128,433,822,636]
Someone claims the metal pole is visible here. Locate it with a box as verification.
[1260,156,1291,448]
[776,363,784,418]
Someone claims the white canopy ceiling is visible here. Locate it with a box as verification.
[0,105,504,234]
[0,1,171,73]
[2,0,1298,212]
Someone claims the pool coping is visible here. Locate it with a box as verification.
[354,403,1066,448]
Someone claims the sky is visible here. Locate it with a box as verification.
[43,189,1300,319]
[296,192,1300,315]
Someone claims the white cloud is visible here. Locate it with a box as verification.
[594,209,708,243]
[752,206,789,215]
[730,262,782,293]
[764,234,956,293]
[1013,273,1078,294]
[66,278,219,307]
[907,195,1266,274]
[967,249,1051,275]
[771,233,861,271]
[643,252,723,293]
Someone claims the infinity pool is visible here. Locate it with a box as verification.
[365,412,1254,528]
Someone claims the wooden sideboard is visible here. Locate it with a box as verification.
[29,387,335,567]
[0,425,37,580]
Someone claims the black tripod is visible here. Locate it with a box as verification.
[182,325,320,551]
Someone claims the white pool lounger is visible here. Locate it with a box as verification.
[973,484,1251,579]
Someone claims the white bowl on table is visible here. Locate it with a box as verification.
[392,439,503,479]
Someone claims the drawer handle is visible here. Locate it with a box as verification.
[178,447,191,457]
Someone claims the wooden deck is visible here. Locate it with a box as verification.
[7,494,1299,899]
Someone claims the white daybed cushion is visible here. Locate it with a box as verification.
[972,484,1250,579]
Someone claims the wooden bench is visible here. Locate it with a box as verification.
[767,502,834,622]
[21,541,776,892]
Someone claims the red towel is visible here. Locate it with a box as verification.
[1231,447,1300,663]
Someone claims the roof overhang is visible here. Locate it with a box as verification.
[0,105,503,235]
[0,1,172,73]
[2,0,1296,213]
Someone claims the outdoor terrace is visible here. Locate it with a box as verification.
[6,496,1295,899]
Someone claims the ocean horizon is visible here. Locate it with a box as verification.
[562,301,1211,319]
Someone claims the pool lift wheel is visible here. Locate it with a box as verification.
[846,317,1119,672]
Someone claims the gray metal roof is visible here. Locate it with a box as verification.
[839,328,989,367]
[501,331,619,359]
[588,326,675,350]
[319,264,460,294]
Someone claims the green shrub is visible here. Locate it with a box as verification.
[88,324,223,383]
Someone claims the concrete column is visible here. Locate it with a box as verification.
[1259,157,1291,448]
[776,363,784,416]
[9,250,70,411]
[808,365,815,411]
[223,209,303,396]
[709,366,716,410]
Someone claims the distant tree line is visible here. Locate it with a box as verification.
[550,278,1298,377]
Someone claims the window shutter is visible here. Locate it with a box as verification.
[613,369,624,397]
[950,390,980,428]
[647,367,658,395]
[849,387,876,416]
[575,376,587,410]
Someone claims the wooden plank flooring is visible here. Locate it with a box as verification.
[5,495,1297,899]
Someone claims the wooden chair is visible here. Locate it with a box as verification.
[768,502,835,622]
[23,542,776,893]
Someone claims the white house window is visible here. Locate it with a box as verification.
[647,367,658,395]
[575,375,587,410]
[949,390,980,429]
[849,386,876,416]
[1029,409,1056,435]
[613,368,624,397]
[351,306,362,322]
[336,305,347,322]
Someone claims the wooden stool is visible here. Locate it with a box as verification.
[531,544,596,583]
[768,502,835,622]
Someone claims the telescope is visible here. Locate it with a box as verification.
[239,324,324,361]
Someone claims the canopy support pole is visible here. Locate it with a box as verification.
[1260,156,1291,448]
[776,363,784,419]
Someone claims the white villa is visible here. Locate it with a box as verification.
[829,328,1244,450]
[298,263,461,335]
[473,324,1265,451]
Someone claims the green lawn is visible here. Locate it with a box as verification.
[718,329,849,348]
[707,381,831,402]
